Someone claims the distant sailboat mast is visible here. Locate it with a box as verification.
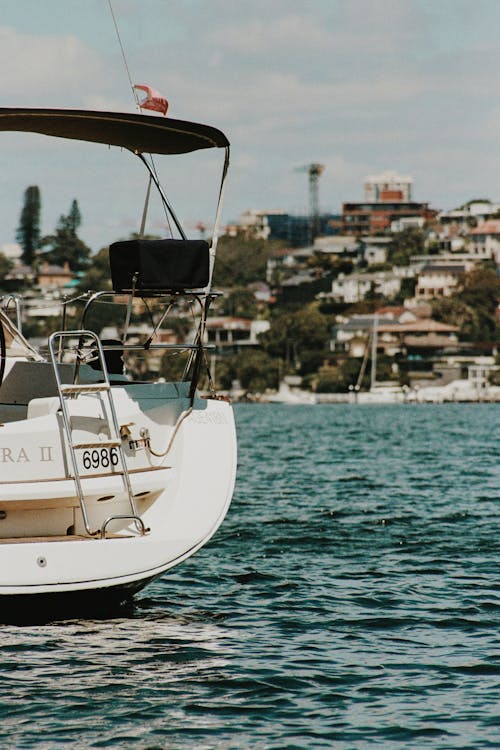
[370,313,378,390]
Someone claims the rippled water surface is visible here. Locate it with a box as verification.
[1,404,499,749]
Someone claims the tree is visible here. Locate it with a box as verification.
[40,199,91,271]
[16,186,41,265]
[66,199,82,234]
[212,236,285,287]
[220,287,258,318]
[259,305,329,371]
[78,247,112,292]
[432,266,500,342]
[388,227,426,266]
[212,350,279,392]
[458,267,500,313]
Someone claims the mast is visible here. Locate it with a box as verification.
[370,313,378,390]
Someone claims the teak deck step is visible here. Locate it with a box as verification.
[72,439,121,449]
[60,384,110,394]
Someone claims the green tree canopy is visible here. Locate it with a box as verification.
[16,185,41,266]
[78,247,112,292]
[212,236,285,287]
[220,287,258,318]
[388,227,426,266]
[40,199,91,272]
[432,266,500,342]
[458,267,500,312]
[259,305,329,370]
[213,350,279,392]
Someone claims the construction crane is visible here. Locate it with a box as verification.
[295,163,325,243]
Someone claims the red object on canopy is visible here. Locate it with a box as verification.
[134,84,169,116]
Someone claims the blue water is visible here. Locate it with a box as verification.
[0,404,498,749]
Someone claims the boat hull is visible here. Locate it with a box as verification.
[0,394,237,603]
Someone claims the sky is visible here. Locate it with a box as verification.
[2,0,500,252]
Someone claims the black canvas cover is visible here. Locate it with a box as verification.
[109,239,210,293]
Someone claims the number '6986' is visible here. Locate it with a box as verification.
[82,448,119,470]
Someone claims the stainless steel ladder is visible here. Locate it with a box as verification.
[48,330,147,538]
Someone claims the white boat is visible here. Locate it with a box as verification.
[0,108,236,610]
[355,383,408,404]
[267,380,317,404]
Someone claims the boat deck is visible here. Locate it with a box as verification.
[0,533,132,544]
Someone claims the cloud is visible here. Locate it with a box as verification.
[0,26,106,105]
[3,0,500,249]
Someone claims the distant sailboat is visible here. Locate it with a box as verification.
[354,314,407,404]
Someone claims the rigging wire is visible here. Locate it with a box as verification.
[107,0,140,109]
[107,0,176,238]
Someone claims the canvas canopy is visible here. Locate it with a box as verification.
[0,108,229,155]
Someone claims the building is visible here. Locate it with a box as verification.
[360,236,392,266]
[390,216,425,233]
[312,235,360,261]
[37,261,74,290]
[364,170,413,202]
[231,210,341,247]
[235,209,287,240]
[331,310,459,359]
[376,318,460,356]
[438,200,500,233]
[331,313,397,355]
[468,220,500,265]
[415,262,465,299]
[342,169,437,236]
[329,271,402,304]
[342,201,437,236]
[204,317,270,349]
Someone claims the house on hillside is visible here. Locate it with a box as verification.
[37,261,74,290]
[376,318,460,357]
[332,313,460,359]
[331,313,395,356]
[329,271,402,303]
[360,236,392,266]
[468,220,500,265]
[204,317,270,350]
[438,200,500,234]
[312,235,360,262]
[415,262,465,299]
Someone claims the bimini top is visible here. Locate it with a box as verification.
[0,108,229,155]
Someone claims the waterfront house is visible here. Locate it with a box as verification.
[376,318,460,357]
